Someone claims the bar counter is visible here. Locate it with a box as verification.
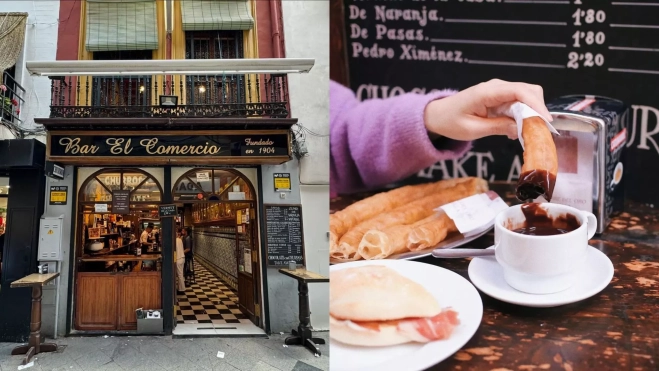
[330,181,659,370]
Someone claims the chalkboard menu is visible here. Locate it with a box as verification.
[264,204,305,266]
[342,0,659,204]
[112,190,130,214]
[158,204,177,218]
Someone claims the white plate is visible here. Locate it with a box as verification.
[468,245,613,308]
[330,260,483,371]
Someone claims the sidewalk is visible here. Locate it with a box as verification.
[0,333,329,371]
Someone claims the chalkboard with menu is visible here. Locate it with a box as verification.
[340,0,659,204]
[264,204,305,267]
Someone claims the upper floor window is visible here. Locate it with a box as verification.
[185,31,244,60]
[91,50,153,107]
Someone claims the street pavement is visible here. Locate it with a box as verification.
[0,332,329,371]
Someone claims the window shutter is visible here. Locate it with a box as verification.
[86,0,159,52]
[181,0,255,31]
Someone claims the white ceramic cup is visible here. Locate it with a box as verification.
[494,203,597,295]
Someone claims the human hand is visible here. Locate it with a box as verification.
[424,79,552,141]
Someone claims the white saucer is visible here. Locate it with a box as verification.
[468,246,613,308]
[330,260,483,371]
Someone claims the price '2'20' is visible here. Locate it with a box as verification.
[567,52,604,69]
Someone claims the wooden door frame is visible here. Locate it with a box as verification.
[234,202,259,326]
[171,168,263,328]
[71,167,165,333]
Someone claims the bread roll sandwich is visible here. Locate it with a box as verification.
[330,265,459,346]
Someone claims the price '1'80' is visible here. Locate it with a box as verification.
[572,31,605,48]
[567,52,604,69]
[572,9,606,26]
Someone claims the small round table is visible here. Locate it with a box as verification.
[10,272,60,366]
[278,268,329,356]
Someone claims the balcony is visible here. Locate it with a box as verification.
[26,59,315,121]
[49,73,288,119]
[1,71,25,126]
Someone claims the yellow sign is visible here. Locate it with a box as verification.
[50,191,67,202]
[274,173,291,191]
[274,178,290,189]
[47,229,54,235]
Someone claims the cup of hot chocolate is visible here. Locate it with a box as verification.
[493,203,597,294]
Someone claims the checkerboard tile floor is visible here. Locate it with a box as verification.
[176,260,249,325]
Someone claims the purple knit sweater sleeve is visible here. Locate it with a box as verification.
[330,81,471,196]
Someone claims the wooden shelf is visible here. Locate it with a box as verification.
[79,254,162,262]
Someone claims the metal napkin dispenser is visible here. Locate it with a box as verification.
[546,95,630,234]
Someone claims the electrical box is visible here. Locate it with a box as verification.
[39,216,64,261]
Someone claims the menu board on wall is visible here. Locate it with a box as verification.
[264,204,305,267]
[112,190,130,214]
[343,0,659,203]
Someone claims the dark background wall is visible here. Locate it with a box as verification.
[330,0,659,205]
[0,167,46,342]
[0,139,46,342]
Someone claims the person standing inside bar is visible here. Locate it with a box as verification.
[140,223,156,270]
[175,228,186,295]
[140,223,155,252]
[182,227,193,280]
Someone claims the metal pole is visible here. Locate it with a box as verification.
[53,261,59,340]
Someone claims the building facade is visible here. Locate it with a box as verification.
[0,0,328,340]
[0,1,60,342]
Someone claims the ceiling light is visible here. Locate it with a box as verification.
[199,86,206,93]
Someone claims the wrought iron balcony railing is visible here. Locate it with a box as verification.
[49,73,289,119]
[1,71,25,125]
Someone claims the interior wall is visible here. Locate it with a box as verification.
[193,226,239,290]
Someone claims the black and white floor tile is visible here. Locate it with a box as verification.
[176,260,249,325]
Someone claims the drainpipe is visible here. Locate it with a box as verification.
[270,0,282,58]
[165,0,173,95]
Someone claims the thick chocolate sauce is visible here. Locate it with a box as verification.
[516,169,557,202]
[511,203,581,236]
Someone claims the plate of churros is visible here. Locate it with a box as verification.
[329,260,483,371]
[330,177,506,264]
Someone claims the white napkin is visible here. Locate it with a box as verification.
[489,102,559,150]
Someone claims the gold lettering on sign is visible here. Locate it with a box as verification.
[139,138,221,155]
[59,137,99,155]
[106,138,133,154]
[244,138,274,146]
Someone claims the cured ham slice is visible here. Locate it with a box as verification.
[334,309,460,344]
[397,309,460,342]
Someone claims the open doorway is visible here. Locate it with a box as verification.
[171,169,264,336]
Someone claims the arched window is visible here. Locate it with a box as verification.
[172,169,254,202]
[79,169,163,214]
